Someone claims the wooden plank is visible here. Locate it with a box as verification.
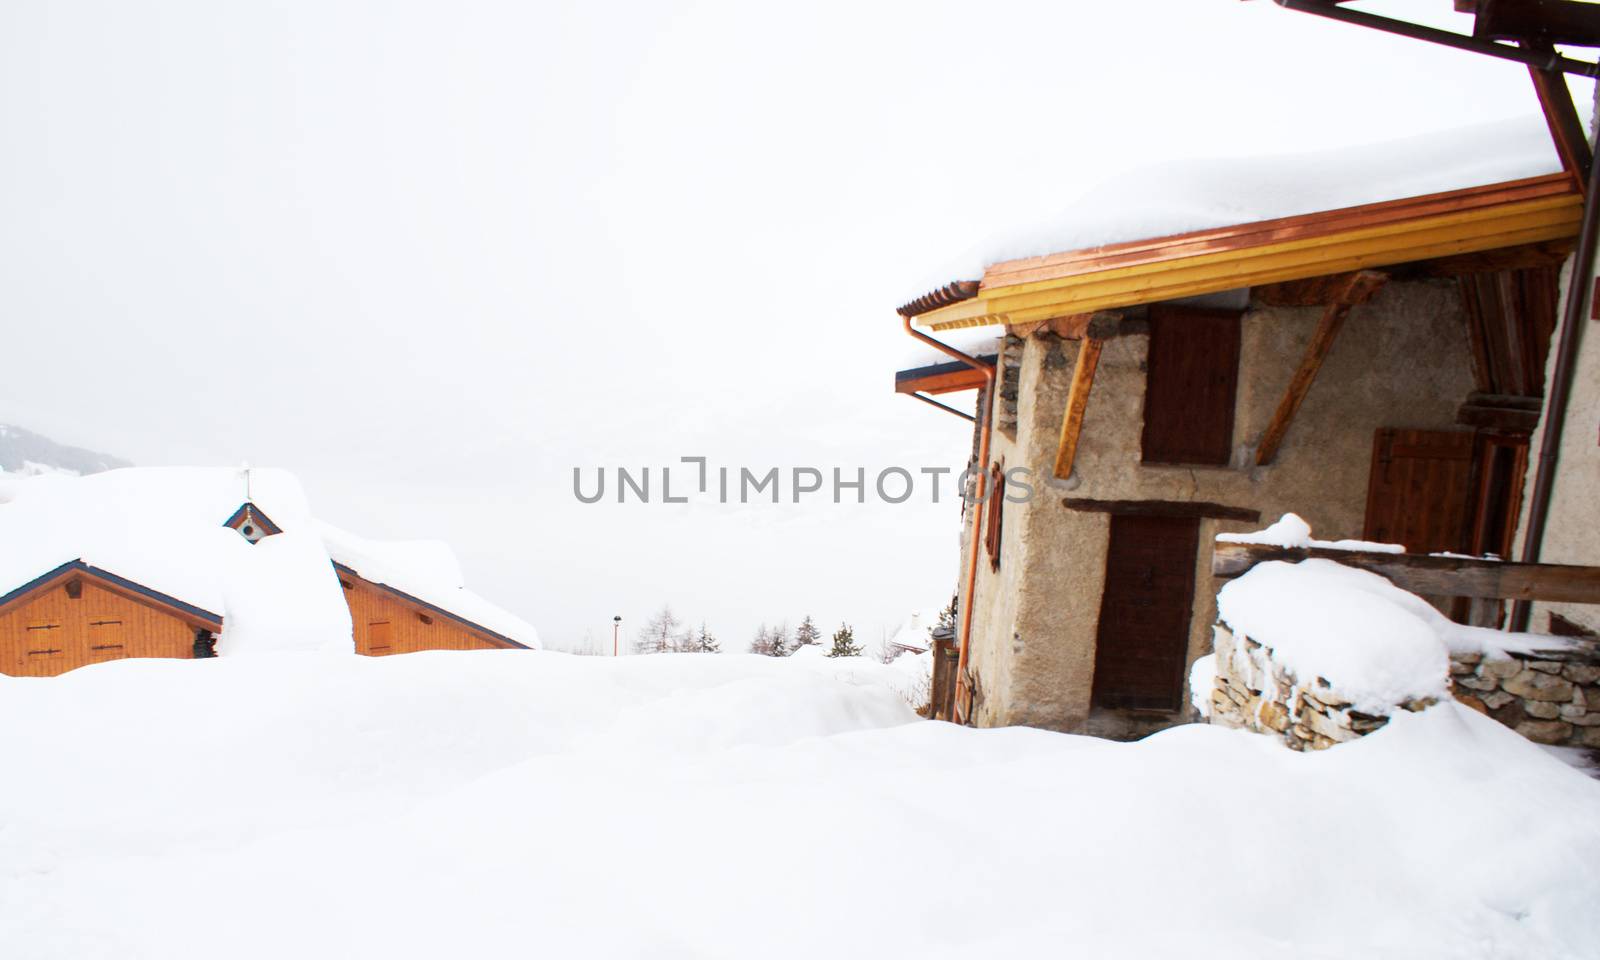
[1062,498,1261,523]
[1415,238,1573,276]
[1456,400,1541,433]
[1211,540,1600,605]
[1052,337,1102,479]
[1528,63,1593,181]
[1256,271,1387,466]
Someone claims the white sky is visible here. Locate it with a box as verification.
[0,0,1589,652]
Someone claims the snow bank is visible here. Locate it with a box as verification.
[1,651,1595,959]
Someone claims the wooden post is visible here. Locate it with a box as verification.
[1255,271,1387,466]
[1053,337,1103,479]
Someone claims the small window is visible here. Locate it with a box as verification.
[1140,305,1241,466]
[417,612,434,625]
[64,579,83,600]
[983,461,1004,570]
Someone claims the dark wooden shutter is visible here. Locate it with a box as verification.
[1141,305,1241,465]
[1091,514,1199,712]
[983,462,1003,570]
[1362,428,1476,553]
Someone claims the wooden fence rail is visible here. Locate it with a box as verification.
[1211,541,1600,605]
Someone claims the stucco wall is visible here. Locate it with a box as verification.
[960,279,1477,734]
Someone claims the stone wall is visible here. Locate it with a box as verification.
[1452,647,1600,748]
[1207,625,1435,750]
[957,278,1476,735]
[1207,624,1600,751]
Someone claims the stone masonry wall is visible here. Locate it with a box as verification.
[1452,646,1600,748]
[1208,624,1600,751]
[1208,625,1435,750]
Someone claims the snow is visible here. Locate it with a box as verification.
[886,605,943,652]
[0,467,537,654]
[1218,558,1577,714]
[1,650,1595,959]
[1216,512,1404,553]
[908,116,1560,300]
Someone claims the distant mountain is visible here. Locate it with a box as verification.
[0,424,130,476]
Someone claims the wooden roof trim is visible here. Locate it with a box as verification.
[894,356,996,395]
[0,560,224,630]
[915,192,1581,330]
[979,172,1577,291]
[331,562,530,650]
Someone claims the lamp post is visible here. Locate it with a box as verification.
[613,615,621,657]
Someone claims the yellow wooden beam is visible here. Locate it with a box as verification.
[1053,337,1103,479]
[919,200,1580,330]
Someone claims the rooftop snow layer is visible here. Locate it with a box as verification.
[318,521,539,648]
[908,115,1561,303]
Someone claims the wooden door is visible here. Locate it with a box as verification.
[1091,514,1200,712]
[1363,428,1477,553]
[1141,306,1242,465]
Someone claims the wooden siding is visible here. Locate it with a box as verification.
[338,574,515,657]
[0,578,196,677]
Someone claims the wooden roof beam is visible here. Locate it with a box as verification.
[1052,337,1103,479]
[1255,270,1388,466]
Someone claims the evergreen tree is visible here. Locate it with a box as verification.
[635,605,681,655]
[937,596,957,634]
[827,622,861,658]
[769,622,790,657]
[793,615,822,648]
[691,622,721,654]
[749,624,773,655]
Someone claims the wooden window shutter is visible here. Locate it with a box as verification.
[983,462,1004,570]
[1362,428,1476,553]
[1140,305,1242,465]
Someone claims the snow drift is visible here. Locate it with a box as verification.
[1,650,1595,959]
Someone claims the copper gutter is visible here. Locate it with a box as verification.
[900,312,995,724]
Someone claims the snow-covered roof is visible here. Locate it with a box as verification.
[0,467,539,654]
[902,115,1572,329]
[318,521,538,648]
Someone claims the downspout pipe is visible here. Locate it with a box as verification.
[1511,134,1600,631]
[901,315,995,724]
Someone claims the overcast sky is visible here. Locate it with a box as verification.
[0,1,1586,652]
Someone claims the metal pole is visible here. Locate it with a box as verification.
[612,615,621,657]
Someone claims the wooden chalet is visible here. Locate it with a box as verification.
[0,560,221,677]
[896,64,1600,735]
[0,467,537,676]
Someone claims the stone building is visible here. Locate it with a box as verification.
[893,117,1593,736]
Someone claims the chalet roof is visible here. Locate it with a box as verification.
[319,522,538,649]
[0,559,224,629]
[0,467,541,654]
[901,116,1579,331]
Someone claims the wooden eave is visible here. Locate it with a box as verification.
[894,357,995,395]
[912,173,1582,332]
[0,560,224,631]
